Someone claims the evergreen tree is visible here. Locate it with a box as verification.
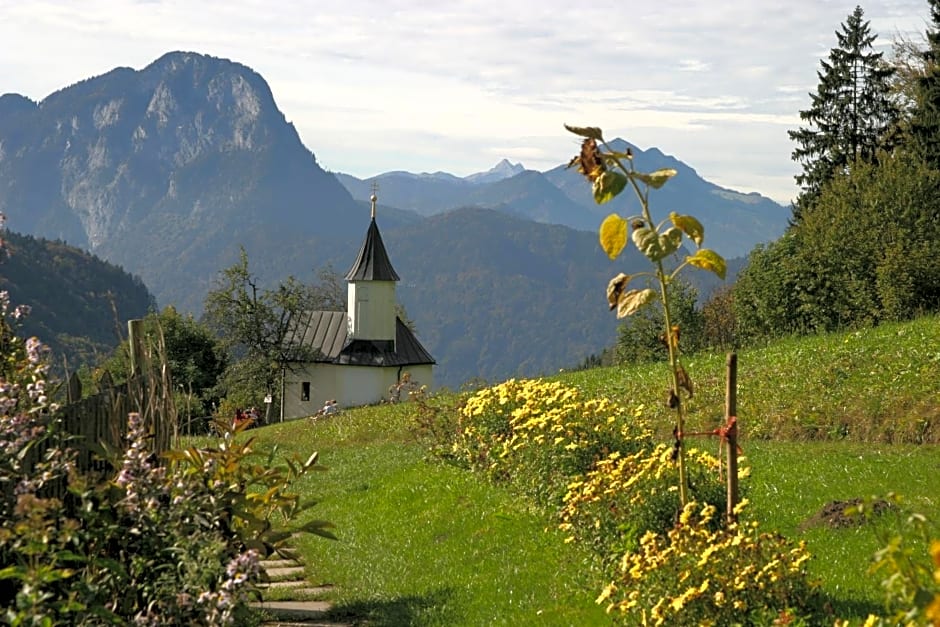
[789,6,898,221]
[909,0,940,168]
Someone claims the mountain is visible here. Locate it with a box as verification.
[0,51,365,313]
[338,141,789,258]
[381,207,631,386]
[0,51,748,388]
[0,229,155,367]
[465,159,526,184]
[543,139,790,258]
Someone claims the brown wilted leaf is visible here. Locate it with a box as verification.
[659,325,680,350]
[667,389,679,409]
[677,365,694,398]
[606,273,631,311]
[573,138,605,183]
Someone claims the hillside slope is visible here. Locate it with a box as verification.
[0,229,155,366]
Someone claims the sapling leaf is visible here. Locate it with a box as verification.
[607,149,633,161]
[593,170,628,204]
[659,227,683,257]
[633,168,677,189]
[599,214,628,259]
[669,212,704,247]
[617,288,657,318]
[686,249,727,280]
[606,272,632,310]
[632,226,666,261]
[303,452,319,470]
[564,124,604,140]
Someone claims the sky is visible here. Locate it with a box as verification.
[0,1,932,205]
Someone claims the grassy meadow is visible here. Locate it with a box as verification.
[247,314,940,625]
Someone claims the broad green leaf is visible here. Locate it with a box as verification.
[686,248,727,280]
[617,288,657,318]
[606,272,632,310]
[669,212,704,247]
[564,124,604,140]
[632,168,677,189]
[659,227,683,257]
[599,214,628,259]
[593,170,628,205]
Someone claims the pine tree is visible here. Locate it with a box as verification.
[909,0,940,168]
[788,6,898,222]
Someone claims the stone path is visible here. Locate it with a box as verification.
[252,548,351,627]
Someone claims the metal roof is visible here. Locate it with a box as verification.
[344,218,400,282]
[286,311,434,367]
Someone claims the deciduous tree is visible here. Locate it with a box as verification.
[203,248,343,416]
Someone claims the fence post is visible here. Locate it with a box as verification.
[128,319,144,377]
[726,352,739,524]
[66,372,82,403]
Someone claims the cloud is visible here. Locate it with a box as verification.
[0,0,930,204]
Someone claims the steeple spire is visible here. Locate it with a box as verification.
[370,181,379,220]
[345,185,399,282]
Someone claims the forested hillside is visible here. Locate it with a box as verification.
[0,229,154,366]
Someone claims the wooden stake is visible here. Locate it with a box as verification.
[726,352,739,523]
[127,319,144,378]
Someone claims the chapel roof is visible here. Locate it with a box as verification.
[285,310,434,367]
[344,196,400,281]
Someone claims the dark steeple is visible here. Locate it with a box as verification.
[344,193,400,281]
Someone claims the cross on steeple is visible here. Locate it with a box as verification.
[370,181,379,220]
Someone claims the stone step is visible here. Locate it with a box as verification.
[261,622,351,627]
[251,599,332,621]
[261,559,301,569]
[264,566,306,581]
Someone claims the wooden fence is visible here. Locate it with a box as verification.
[37,320,176,490]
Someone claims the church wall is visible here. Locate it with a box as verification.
[281,364,336,420]
[282,364,431,419]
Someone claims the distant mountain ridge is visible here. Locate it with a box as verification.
[1,51,760,388]
[337,143,789,258]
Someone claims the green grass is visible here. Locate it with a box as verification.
[242,314,940,624]
[745,440,940,617]
[557,314,940,443]
[254,405,611,626]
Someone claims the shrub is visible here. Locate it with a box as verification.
[596,500,824,625]
[454,378,652,504]
[0,284,327,624]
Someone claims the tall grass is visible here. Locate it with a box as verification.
[559,314,940,443]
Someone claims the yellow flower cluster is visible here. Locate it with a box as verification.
[454,378,651,494]
[602,500,817,625]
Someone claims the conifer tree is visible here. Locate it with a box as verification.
[909,0,940,168]
[789,5,898,221]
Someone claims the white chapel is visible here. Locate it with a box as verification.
[279,194,435,420]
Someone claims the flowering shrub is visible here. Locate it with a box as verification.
[454,378,653,503]
[596,500,823,625]
[0,236,326,625]
[560,444,733,559]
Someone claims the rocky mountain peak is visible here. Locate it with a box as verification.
[0,51,359,309]
[465,158,526,184]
